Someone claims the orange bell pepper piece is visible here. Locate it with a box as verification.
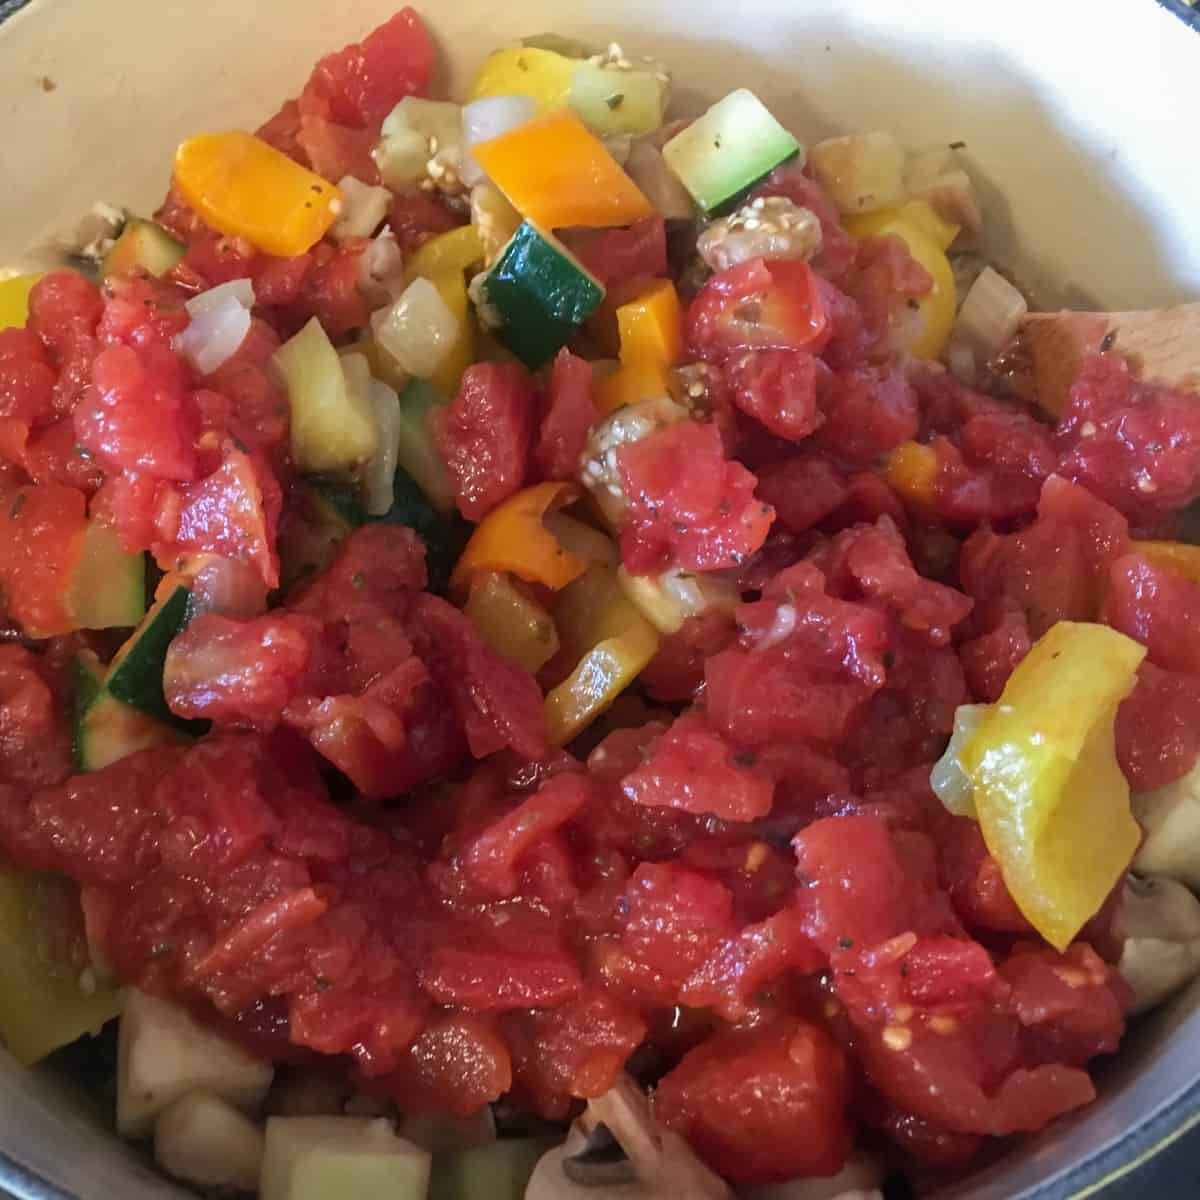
[885,441,939,512]
[595,279,684,415]
[596,359,674,416]
[174,132,342,257]
[1131,540,1200,584]
[472,110,654,230]
[450,482,588,595]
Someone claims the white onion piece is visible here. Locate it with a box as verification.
[358,229,407,305]
[461,95,536,186]
[361,379,402,516]
[185,277,256,317]
[370,277,459,379]
[946,338,978,385]
[953,266,1028,363]
[176,296,251,375]
[332,176,392,244]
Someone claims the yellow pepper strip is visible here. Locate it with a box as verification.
[959,621,1146,951]
[405,225,485,284]
[464,570,560,673]
[542,511,620,568]
[1131,540,1200,584]
[544,564,660,746]
[881,199,960,251]
[427,270,475,397]
[468,46,579,113]
[0,869,124,1066]
[0,273,43,331]
[450,482,588,596]
[174,132,342,257]
[885,440,939,513]
[595,279,684,415]
[472,110,655,230]
[843,205,957,359]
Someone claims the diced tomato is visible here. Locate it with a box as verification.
[616,420,774,573]
[655,1017,851,1183]
[754,452,848,533]
[687,258,828,364]
[814,363,919,464]
[724,348,822,441]
[534,350,596,482]
[0,329,57,429]
[74,345,199,481]
[752,163,857,279]
[0,484,88,638]
[958,611,1032,702]
[559,218,668,288]
[936,816,1031,934]
[1104,553,1200,676]
[640,610,737,704]
[97,273,190,351]
[27,270,103,415]
[23,417,106,495]
[387,191,464,254]
[621,709,774,822]
[435,363,536,521]
[0,645,76,789]
[256,100,308,165]
[1116,662,1200,791]
[420,937,582,1011]
[298,8,435,129]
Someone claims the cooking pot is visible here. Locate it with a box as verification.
[0,0,1197,1196]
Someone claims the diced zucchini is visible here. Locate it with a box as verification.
[74,650,177,771]
[381,467,471,595]
[374,98,464,190]
[277,483,362,592]
[429,1138,551,1200]
[399,1108,496,1154]
[477,221,605,368]
[663,89,801,215]
[260,1116,431,1200]
[275,317,378,475]
[154,1092,266,1193]
[103,219,185,279]
[0,868,124,1067]
[67,520,146,631]
[569,62,669,137]
[118,989,273,1138]
[395,379,456,515]
[104,584,200,729]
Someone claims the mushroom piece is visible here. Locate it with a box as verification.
[525,1073,731,1200]
[1114,874,1200,1014]
[1132,763,1200,890]
[735,1152,884,1200]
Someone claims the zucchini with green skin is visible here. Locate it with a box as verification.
[68,520,146,631]
[74,651,178,772]
[663,89,801,214]
[475,221,605,368]
[103,218,185,279]
[429,1138,553,1200]
[396,379,457,516]
[379,468,471,594]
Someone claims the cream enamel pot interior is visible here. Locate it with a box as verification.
[0,0,1198,1197]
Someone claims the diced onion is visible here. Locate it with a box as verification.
[176,295,251,375]
[361,379,402,516]
[946,339,977,385]
[953,265,1028,363]
[461,95,537,187]
[332,176,392,244]
[185,277,256,316]
[370,277,459,379]
[358,229,407,305]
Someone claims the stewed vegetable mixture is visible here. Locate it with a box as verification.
[2,9,1200,1199]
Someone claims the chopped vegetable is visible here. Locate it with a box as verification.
[1133,759,1200,890]
[372,276,461,380]
[68,520,146,631]
[954,265,1028,362]
[929,702,989,817]
[275,317,379,474]
[624,140,694,221]
[1114,875,1200,1014]
[807,131,908,215]
[958,622,1145,951]
[475,221,606,368]
[472,110,654,229]
[103,219,185,279]
[697,195,823,273]
[1130,540,1200,584]
[0,272,43,330]
[395,379,457,515]
[379,467,472,594]
[662,89,800,215]
[843,206,957,359]
[451,482,588,594]
[569,60,670,137]
[406,225,485,284]
[470,180,523,266]
[360,378,402,516]
[468,46,578,113]
[543,511,621,568]
[174,132,341,256]
[154,1092,266,1193]
[374,97,464,189]
[74,650,177,772]
[0,868,123,1067]
[464,570,560,672]
[544,564,660,745]
[117,988,273,1136]
[430,1137,552,1200]
[176,290,252,375]
[462,95,538,187]
[260,1117,431,1200]
[884,440,939,512]
[616,564,737,635]
[330,176,391,243]
[905,145,982,234]
[595,278,684,414]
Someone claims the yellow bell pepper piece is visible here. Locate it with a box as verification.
[174,132,342,257]
[0,869,124,1066]
[464,571,560,673]
[1131,540,1200,584]
[843,206,957,360]
[545,564,660,746]
[885,440,939,512]
[0,273,42,331]
[865,199,960,252]
[428,270,474,397]
[450,482,588,595]
[959,621,1146,951]
[405,225,485,284]
[595,279,684,415]
[468,46,579,113]
[473,110,655,230]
